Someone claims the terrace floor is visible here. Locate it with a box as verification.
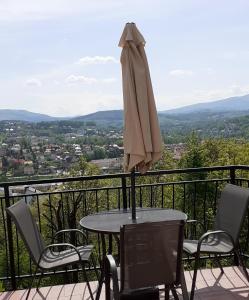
[0,266,249,299]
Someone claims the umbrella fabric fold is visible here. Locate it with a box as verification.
[119,23,162,174]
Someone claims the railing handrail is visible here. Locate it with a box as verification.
[1,164,249,188]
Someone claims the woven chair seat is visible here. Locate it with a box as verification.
[39,245,94,269]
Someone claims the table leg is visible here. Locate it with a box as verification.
[108,234,113,254]
[95,234,105,300]
[95,233,112,300]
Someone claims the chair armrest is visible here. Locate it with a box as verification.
[197,230,236,253]
[106,254,119,299]
[52,229,88,244]
[186,219,206,231]
[38,243,82,266]
[185,219,206,239]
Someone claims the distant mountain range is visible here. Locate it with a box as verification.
[0,109,62,122]
[73,110,123,122]
[1,94,249,122]
[163,94,249,114]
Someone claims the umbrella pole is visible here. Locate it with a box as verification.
[131,168,136,221]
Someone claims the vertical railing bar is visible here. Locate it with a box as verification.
[97,232,101,266]
[121,177,127,209]
[161,185,164,208]
[118,188,121,210]
[107,189,110,211]
[128,187,131,209]
[204,181,207,230]
[72,191,75,216]
[0,198,10,278]
[172,184,175,209]
[150,186,153,208]
[4,185,17,290]
[183,183,186,213]
[66,191,70,224]
[214,181,218,214]
[230,166,236,184]
[83,190,87,216]
[36,195,42,233]
[48,193,54,238]
[14,201,20,278]
[95,190,99,213]
[60,192,65,229]
[193,182,197,220]
[139,186,142,208]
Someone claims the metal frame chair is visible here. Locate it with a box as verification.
[6,199,97,300]
[183,183,249,300]
[105,220,189,300]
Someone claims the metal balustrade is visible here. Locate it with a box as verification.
[0,165,249,291]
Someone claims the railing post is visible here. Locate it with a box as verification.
[4,185,16,290]
[121,177,127,209]
[230,166,236,185]
[229,167,240,265]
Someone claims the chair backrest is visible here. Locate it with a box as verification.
[6,199,45,264]
[214,184,249,245]
[120,220,185,291]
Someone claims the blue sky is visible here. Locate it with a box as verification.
[1,0,249,116]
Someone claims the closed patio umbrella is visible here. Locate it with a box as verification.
[119,23,162,220]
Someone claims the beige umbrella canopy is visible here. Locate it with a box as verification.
[119,23,162,219]
[119,23,162,175]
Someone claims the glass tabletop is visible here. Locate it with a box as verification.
[79,207,187,234]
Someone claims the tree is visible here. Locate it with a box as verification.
[178,132,211,224]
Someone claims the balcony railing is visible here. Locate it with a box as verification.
[0,165,249,291]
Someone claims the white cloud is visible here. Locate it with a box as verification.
[25,78,42,87]
[65,74,97,84]
[65,75,117,85]
[169,69,194,77]
[77,56,119,65]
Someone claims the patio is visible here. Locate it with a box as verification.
[0,267,248,299]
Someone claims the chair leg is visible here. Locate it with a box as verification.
[91,253,100,282]
[36,270,44,291]
[105,259,111,300]
[164,286,170,300]
[26,265,39,300]
[190,253,200,300]
[81,262,94,300]
[235,249,249,282]
[171,287,179,300]
[180,266,189,300]
[214,254,224,273]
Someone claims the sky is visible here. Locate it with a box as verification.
[1,0,249,117]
